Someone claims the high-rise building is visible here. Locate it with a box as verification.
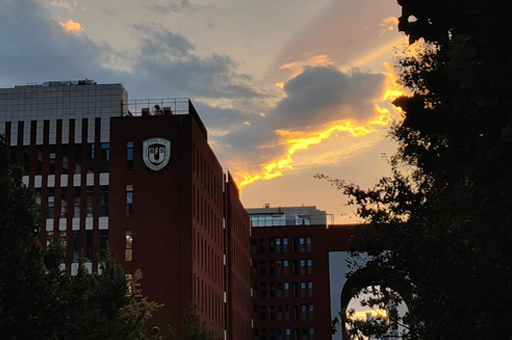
[248,205,356,340]
[0,80,252,340]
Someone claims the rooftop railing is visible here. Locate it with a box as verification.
[122,98,190,117]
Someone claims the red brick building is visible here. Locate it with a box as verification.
[248,206,355,340]
[0,81,252,340]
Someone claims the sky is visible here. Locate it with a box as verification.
[0,0,409,223]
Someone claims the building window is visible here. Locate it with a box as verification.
[307,259,313,275]
[99,230,108,260]
[299,237,305,252]
[100,143,110,171]
[308,305,314,320]
[49,151,56,174]
[259,306,267,321]
[99,186,108,217]
[47,190,55,217]
[86,230,93,262]
[59,231,67,249]
[284,282,290,298]
[75,146,82,174]
[306,237,312,252]
[300,260,306,275]
[23,147,30,174]
[86,189,93,217]
[308,282,313,297]
[268,238,274,253]
[268,260,275,276]
[283,238,288,253]
[283,260,289,275]
[35,191,41,206]
[74,192,81,218]
[258,261,266,276]
[60,192,67,218]
[259,283,266,298]
[72,231,80,262]
[269,306,276,321]
[127,141,133,171]
[36,147,43,175]
[125,228,133,262]
[300,282,306,297]
[276,260,282,275]
[301,305,307,320]
[252,238,257,254]
[258,238,266,253]
[126,185,133,216]
[62,148,69,174]
[276,283,283,298]
[275,238,281,253]
[87,144,95,173]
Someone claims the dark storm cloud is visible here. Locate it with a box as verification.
[273,66,385,128]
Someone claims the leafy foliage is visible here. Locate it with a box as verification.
[168,304,215,340]
[0,134,161,340]
[322,0,512,339]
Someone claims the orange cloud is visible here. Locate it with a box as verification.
[379,17,399,35]
[280,55,335,79]
[60,19,83,33]
[237,63,408,190]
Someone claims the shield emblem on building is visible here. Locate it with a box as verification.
[143,138,171,171]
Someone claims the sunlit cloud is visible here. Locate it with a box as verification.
[238,120,378,189]
[237,63,408,190]
[280,55,335,79]
[348,309,388,320]
[51,1,77,12]
[59,19,83,33]
[379,16,399,35]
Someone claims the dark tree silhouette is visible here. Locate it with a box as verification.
[321,0,512,339]
[0,135,161,340]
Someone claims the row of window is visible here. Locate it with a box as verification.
[38,186,108,218]
[253,259,313,277]
[253,304,314,322]
[47,230,107,263]
[12,143,109,176]
[254,282,314,299]
[253,237,312,254]
[254,327,315,340]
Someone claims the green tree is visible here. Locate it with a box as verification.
[321,0,512,339]
[168,305,215,340]
[0,134,161,339]
[0,134,48,339]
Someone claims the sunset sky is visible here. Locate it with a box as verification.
[0,0,409,222]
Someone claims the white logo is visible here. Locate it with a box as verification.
[143,138,171,171]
